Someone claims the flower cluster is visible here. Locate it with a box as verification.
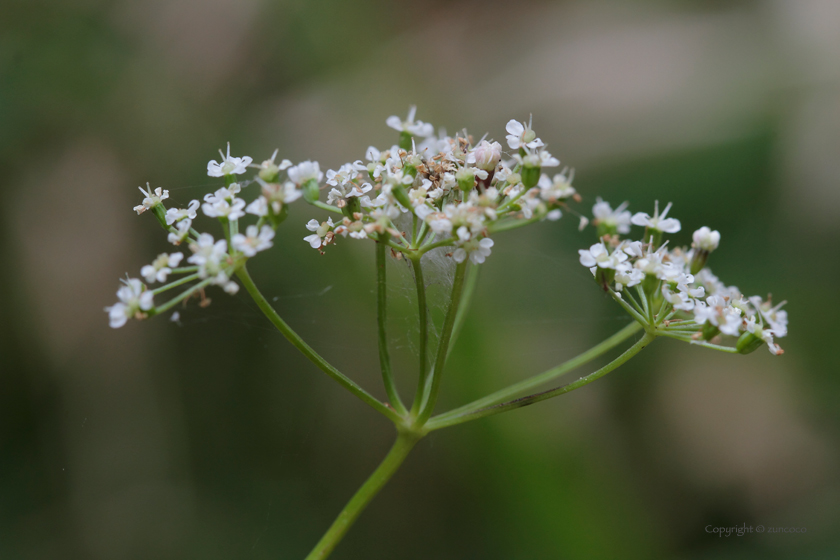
[578,200,787,355]
[106,143,296,328]
[300,109,579,263]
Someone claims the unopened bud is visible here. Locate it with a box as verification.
[342,197,361,219]
[521,165,540,189]
[456,168,476,193]
[302,179,320,203]
[259,162,280,182]
[391,184,412,209]
[690,227,719,274]
[595,267,616,292]
[701,322,720,341]
[470,140,502,172]
[269,202,289,227]
[398,131,413,151]
[736,331,763,354]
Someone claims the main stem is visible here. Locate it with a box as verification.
[305,430,419,560]
[236,266,401,424]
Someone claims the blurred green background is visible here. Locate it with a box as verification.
[2,0,839,558]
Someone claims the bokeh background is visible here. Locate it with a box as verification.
[2,0,839,558]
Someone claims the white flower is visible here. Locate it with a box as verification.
[578,243,628,270]
[202,197,245,220]
[203,185,240,205]
[619,240,645,258]
[133,183,169,215]
[426,212,453,236]
[256,179,303,214]
[188,233,229,279]
[255,149,292,179]
[538,170,576,202]
[168,219,193,245]
[165,200,199,225]
[304,218,335,249]
[745,316,784,355]
[326,161,366,187]
[467,140,502,171]
[232,225,275,257]
[661,273,704,311]
[326,176,373,205]
[505,118,544,150]
[386,106,434,138]
[513,147,560,169]
[546,209,562,221]
[592,198,631,234]
[749,296,788,338]
[140,252,184,283]
[631,201,681,233]
[614,265,644,291]
[288,161,323,186]
[453,233,494,264]
[245,196,268,217]
[207,143,253,177]
[694,294,742,336]
[578,216,590,231]
[657,262,685,283]
[223,281,240,295]
[692,226,720,252]
[105,278,154,328]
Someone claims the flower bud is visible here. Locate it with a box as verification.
[701,322,720,341]
[689,227,720,274]
[398,131,413,151]
[302,178,320,203]
[595,267,616,292]
[259,161,280,183]
[269,201,289,227]
[341,197,361,219]
[471,140,502,172]
[456,168,476,193]
[391,184,413,209]
[521,164,540,189]
[641,273,660,298]
[736,331,764,354]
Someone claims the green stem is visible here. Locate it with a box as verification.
[151,272,201,295]
[610,290,648,326]
[657,331,739,352]
[416,261,468,424]
[487,215,541,234]
[415,221,430,247]
[427,332,655,430]
[309,200,344,215]
[418,237,456,255]
[635,285,652,324]
[305,430,419,560]
[376,239,407,416]
[429,321,643,427]
[410,256,429,414]
[447,263,480,360]
[149,276,215,316]
[235,266,401,424]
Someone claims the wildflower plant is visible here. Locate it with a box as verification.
[107,107,788,558]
